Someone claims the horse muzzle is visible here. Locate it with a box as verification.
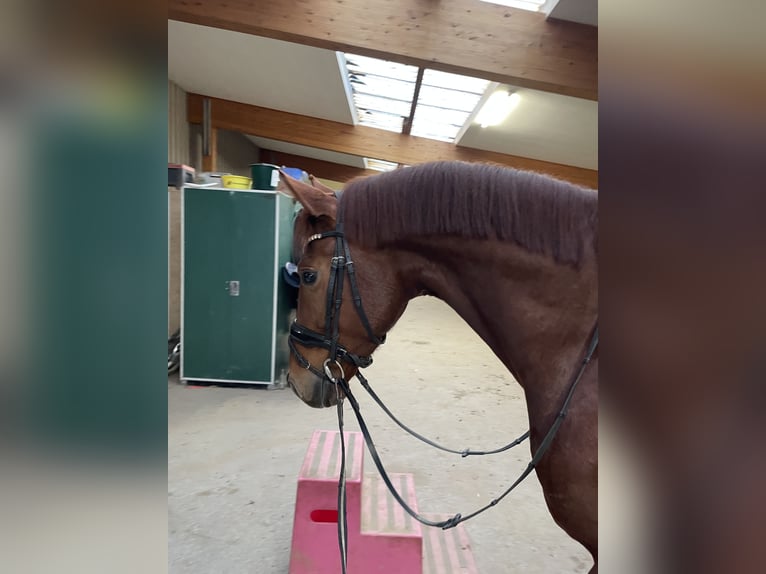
[287,371,342,408]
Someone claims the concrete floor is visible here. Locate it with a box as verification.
[169,297,592,573]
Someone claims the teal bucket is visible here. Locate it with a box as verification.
[249,163,280,190]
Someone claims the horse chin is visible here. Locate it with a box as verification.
[287,373,339,408]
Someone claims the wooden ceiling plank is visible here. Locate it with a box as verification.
[188,94,597,188]
[169,0,597,100]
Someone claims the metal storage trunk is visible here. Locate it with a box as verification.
[181,186,294,386]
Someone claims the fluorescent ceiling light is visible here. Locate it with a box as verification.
[365,158,399,172]
[479,0,546,11]
[475,91,520,128]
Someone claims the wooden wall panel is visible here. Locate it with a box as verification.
[216,131,261,177]
[168,80,188,336]
[168,80,190,165]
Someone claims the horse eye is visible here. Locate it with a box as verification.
[301,270,318,285]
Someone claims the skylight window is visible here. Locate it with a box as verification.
[343,54,490,144]
[345,54,418,133]
[410,70,489,141]
[354,94,412,118]
[346,55,419,82]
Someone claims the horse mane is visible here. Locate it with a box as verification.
[340,161,598,266]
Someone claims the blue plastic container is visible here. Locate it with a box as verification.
[281,167,307,182]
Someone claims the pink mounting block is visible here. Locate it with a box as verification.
[289,430,364,574]
[288,430,478,574]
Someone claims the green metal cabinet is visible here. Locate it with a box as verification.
[181,186,295,385]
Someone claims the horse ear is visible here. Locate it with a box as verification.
[278,170,337,219]
[308,174,337,196]
[276,173,297,199]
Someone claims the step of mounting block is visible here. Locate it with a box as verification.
[289,430,364,574]
[349,472,423,573]
[421,513,479,574]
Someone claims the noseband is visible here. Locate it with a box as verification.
[288,197,386,399]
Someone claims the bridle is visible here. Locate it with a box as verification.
[287,194,386,406]
[287,196,599,574]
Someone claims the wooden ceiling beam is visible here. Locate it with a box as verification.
[188,94,597,188]
[169,0,597,100]
[258,149,379,183]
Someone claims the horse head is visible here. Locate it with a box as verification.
[278,172,403,408]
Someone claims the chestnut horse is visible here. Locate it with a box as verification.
[280,161,598,572]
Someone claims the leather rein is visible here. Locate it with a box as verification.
[288,200,599,573]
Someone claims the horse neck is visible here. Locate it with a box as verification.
[390,236,597,399]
